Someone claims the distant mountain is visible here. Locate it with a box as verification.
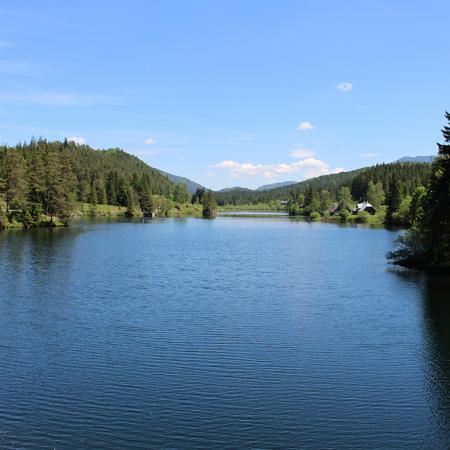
[214,161,432,205]
[158,170,205,193]
[217,186,252,193]
[396,155,434,163]
[256,181,297,191]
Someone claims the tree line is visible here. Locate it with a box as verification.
[389,112,450,271]
[215,162,431,225]
[0,139,204,227]
[215,163,431,212]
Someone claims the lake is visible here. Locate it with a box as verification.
[0,215,449,449]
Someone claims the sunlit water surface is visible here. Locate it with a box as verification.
[0,215,449,449]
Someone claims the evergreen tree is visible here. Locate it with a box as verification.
[202,190,217,218]
[337,186,353,211]
[90,185,98,207]
[27,148,46,205]
[389,112,450,271]
[4,149,28,214]
[43,146,63,222]
[192,188,206,204]
[422,111,450,264]
[385,180,401,224]
[173,183,190,203]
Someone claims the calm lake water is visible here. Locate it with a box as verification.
[0,215,449,449]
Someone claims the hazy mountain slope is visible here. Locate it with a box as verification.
[256,181,297,191]
[397,155,434,163]
[157,170,205,193]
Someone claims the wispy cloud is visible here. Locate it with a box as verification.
[388,123,407,132]
[297,121,315,131]
[337,82,353,92]
[67,136,86,145]
[214,158,344,180]
[0,91,116,106]
[144,137,156,145]
[290,148,315,158]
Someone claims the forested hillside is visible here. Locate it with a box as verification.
[0,139,181,226]
[215,163,431,206]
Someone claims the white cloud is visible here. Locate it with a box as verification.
[337,82,353,92]
[214,158,345,180]
[0,91,115,106]
[144,138,156,145]
[360,152,380,158]
[290,148,315,158]
[67,136,86,145]
[297,121,315,130]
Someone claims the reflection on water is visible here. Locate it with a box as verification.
[390,269,450,445]
[0,218,449,449]
[218,210,288,218]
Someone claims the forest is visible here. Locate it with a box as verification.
[0,139,208,227]
[215,162,431,226]
[0,136,438,230]
[389,112,450,271]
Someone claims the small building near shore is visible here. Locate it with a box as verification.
[329,203,340,215]
[352,201,376,215]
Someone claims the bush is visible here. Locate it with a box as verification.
[387,230,428,268]
[355,210,370,223]
[339,209,350,222]
[288,203,303,216]
[310,211,321,221]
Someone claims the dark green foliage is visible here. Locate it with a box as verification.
[389,112,450,271]
[0,139,177,226]
[215,163,430,209]
[337,186,353,211]
[192,188,206,205]
[201,190,217,218]
[366,181,385,209]
[173,183,190,203]
[385,180,401,224]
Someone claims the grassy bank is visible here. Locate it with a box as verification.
[76,202,203,218]
[218,203,286,211]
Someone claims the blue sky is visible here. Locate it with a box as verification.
[1,0,448,189]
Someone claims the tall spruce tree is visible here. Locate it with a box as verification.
[422,111,450,264]
[389,112,450,270]
[4,149,28,213]
[386,180,401,224]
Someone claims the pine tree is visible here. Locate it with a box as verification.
[386,180,401,224]
[422,111,450,264]
[173,184,190,203]
[4,149,28,213]
[27,147,46,205]
[389,112,450,270]
[337,186,353,211]
[43,146,63,222]
[202,190,217,218]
